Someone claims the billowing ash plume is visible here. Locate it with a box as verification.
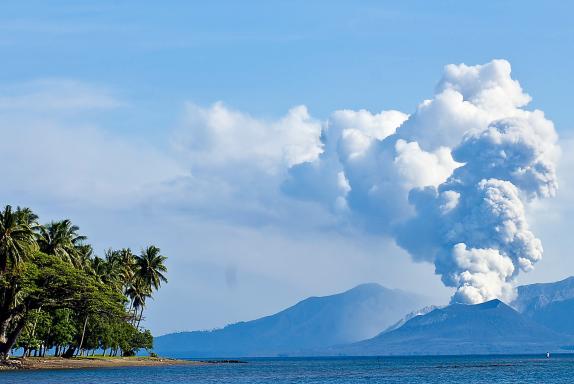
[284,59,560,303]
[398,115,558,303]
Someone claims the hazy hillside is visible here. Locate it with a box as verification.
[155,278,574,358]
[513,276,574,313]
[154,283,429,357]
[332,299,572,356]
[513,276,574,335]
[528,298,574,335]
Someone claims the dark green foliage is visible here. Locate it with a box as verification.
[117,323,153,356]
[0,205,38,272]
[49,310,76,350]
[0,205,167,360]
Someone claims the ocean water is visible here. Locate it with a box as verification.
[1,355,573,383]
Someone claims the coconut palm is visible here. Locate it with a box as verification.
[125,278,151,326]
[36,220,87,265]
[90,256,108,282]
[131,246,168,327]
[75,243,95,271]
[0,205,38,273]
[102,249,124,292]
[118,248,136,292]
[15,207,39,229]
[135,246,168,291]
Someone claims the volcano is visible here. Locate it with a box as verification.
[332,299,573,356]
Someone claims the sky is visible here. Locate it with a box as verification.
[1,1,573,335]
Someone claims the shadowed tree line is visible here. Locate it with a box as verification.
[0,205,168,360]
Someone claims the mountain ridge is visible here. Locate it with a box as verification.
[512,276,574,336]
[155,277,574,358]
[154,283,430,357]
[512,276,574,314]
[327,299,573,356]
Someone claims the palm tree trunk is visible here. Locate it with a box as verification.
[0,256,7,274]
[76,314,89,357]
[136,306,144,329]
[30,307,43,338]
[0,315,27,361]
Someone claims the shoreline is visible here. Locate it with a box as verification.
[0,356,201,371]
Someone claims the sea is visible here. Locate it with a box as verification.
[2,355,573,383]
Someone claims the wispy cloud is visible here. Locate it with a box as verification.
[0,79,123,112]
[0,79,183,208]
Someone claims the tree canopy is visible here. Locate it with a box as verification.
[0,205,167,360]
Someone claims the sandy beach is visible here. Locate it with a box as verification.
[0,356,199,371]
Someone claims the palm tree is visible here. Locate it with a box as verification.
[104,247,139,313]
[36,220,87,265]
[132,246,168,327]
[102,249,124,292]
[15,207,39,229]
[0,205,38,273]
[75,244,94,271]
[135,246,168,291]
[125,278,151,326]
[118,248,136,292]
[90,256,108,282]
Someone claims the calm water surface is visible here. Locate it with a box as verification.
[2,355,573,383]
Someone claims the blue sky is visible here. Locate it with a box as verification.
[2,1,573,131]
[1,1,573,334]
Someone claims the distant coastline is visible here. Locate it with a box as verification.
[0,356,198,371]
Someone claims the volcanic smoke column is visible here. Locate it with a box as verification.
[284,59,560,304]
[397,114,559,304]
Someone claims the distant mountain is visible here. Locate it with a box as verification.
[154,283,429,357]
[513,276,574,313]
[528,298,574,336]
[513,276,574,335]
[331,299,572,356]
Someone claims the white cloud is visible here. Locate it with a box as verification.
[393,140,459,190]
[397,60,532,151]
[330,109,408,142]
[437,59,531,115]
[174,102,323,173]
